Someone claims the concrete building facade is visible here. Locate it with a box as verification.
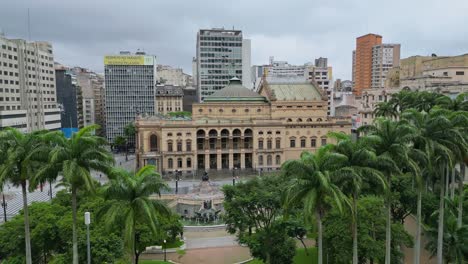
[104,52,157,143]
[371,44,400,89]
[55,66,79,129]
[135,78,351,177]
[353,34,383,95]
[155,85,184,115]
[196,28,250,101]
[0,34,61,131]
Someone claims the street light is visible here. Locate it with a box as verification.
[1,192,7,222]
[174,170,180,194]
[232,167,237,186]
[84,212,91,264]
[163,239,167,261]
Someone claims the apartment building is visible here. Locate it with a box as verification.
[0,34,60,131]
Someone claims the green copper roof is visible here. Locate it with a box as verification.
[268,82,323,101]
[204,78,268,102]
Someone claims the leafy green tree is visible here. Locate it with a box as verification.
[114,135,127,153]
[359,118,420,264]
[425,210,468,263]
[100,165,171,264]
[223,175,296,264]
[37,125,113,264]
[328,133,386,264]
[282,146,346,264]
[323,196,412,264]
[0,128,51,264]
[124,122,136,160]
[403,109,468,263]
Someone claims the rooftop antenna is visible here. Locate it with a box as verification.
[27,8,31,41]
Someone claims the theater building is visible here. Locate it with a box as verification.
[135,78,351,176]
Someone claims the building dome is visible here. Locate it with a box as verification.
[204,78,268,102]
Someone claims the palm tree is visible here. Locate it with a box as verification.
[436,92,468,112]
[328,133,386,264]
[373,102,398,120]
[402,109,468,263]
[37,125,113,264]
[425,208,468,263]
[359,118,418,264]
[282,145,347,264]
[100,165,170,264]
[0,128,51,264]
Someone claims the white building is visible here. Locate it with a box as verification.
[0,34,61,131]
[371,44,400,89]
[242,39,252,89]
[157,64,192,87]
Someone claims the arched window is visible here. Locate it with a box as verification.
[176,132,182,136]
[258,155,263,166]
[177,141,182,152]
[321,137,327,146]
[307,118,312,122]
[287,118,292,122]
[267,155,272,166]
[317,118,323,122]
[259,131,264,135]
[267,139,272,149]
[167,141,173,152]
[297,118,303,122]
[168,158,173,169]
[177,158,182,168]
[275,138,281,149]
[186,158,192,168]
[150,134,158,151]
[275,155,281,165]
[167,133,173,137]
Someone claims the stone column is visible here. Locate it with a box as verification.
[217,153,222,170]
[229,152,234,170]
[240,153,245,169]
[205,154,210,170]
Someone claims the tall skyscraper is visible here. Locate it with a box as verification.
[352,34,400,94]
[0,34,61,131]
[353,34,382,95]
[196,28,250,101]
[371,44,400,89]
[55,65,79,130]
[104,52,157,143]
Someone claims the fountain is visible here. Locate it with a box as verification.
[169,172,224,225]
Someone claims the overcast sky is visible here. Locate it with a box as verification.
[1,0,467,80]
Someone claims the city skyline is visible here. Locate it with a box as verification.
[1,0,468,80]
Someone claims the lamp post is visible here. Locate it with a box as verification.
[163,239,167,261]
[1,192,7,222]
[174,170,180,194]
[232,167,237,186]
[84,212,91,264]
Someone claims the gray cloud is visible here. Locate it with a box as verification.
[1,0,467,79]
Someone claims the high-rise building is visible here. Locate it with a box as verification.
[353,34,382,95]
[242,39,252,89]
[55,65,79,130]
[196,28,250,101]
[156,65,192,87]
[371,44,400,89]
[104,52,157,143]
[0,34,61,131]
[315,57,328,68]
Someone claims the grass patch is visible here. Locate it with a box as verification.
[248,247,318,264]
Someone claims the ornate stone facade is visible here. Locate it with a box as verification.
[136,79,351,176]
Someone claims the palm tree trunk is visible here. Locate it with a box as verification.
[413,188,422,264]
[132,225,136,264]
[317,210,323,264]
[458,163,465,228]
[385,175,391,264]
[436,168,445,264]
[21,182,32,264]
[72,187,79,264]
[450,169,455,199]
[352,193,358,264]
